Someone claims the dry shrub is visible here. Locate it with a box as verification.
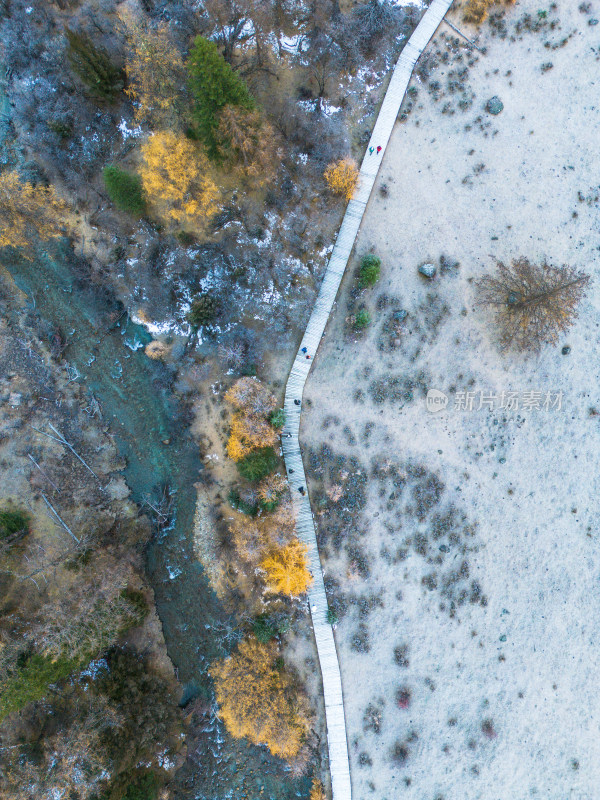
[463,0,516,24]
[145,341,169,360]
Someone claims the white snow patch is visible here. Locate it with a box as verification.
[279,33,304,54]
[261,281,281,305]
[167,565,182,580]
[118,118,143,140]
[321,100,341,116]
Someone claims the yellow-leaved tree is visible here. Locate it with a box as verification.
[324,157,358,202]
[0,171,67,250]
[260,538,313,596]
[140,131,221,230]
[228,495,295,564]
[119,7,186,128]
[310,778,326,800]
[225,377,277,462]
[227,411,278,461]
[210,637,309,759]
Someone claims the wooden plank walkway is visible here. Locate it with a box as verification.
[281,2,455,798]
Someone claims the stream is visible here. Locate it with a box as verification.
[3,242,307,799]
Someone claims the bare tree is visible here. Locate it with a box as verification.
[477,257,590,352]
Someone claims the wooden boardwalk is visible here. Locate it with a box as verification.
[281,2,455,798]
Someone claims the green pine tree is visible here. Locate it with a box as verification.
[66,28,124,102]
[186,37,254,157]
[103,166,145,214]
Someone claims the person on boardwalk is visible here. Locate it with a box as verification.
[306,354,311,360]
[369,146,374,155]
[376,145,382,154]
[301,346,307,353]
[294,399,301,406]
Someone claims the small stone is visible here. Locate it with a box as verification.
[561,345,571,355]
[8,392,22,407]
[418,262,437,279]
[499,634,507,642]
[589,17,598,25]
[486,96,504,115]
[393,309,408,321]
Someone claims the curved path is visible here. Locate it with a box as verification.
[281,1,455,798]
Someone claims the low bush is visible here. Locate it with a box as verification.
[0,506,29,543]
[326,607,339,625]
[354,309,371,330]
[269,408,286,429]
[103,166,145,214]
[251,614,290,643]
[359,254,381,287]
[122,772,159,800]
[187,293,218,327]
[228,488,259,516]
[236,447,279,482]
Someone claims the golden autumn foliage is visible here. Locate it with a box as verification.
[139,131,221,230]
[0,171,67,250]
[210,637,309,759]
[463,0,516,24]
[119,7,186,128]
[310,778,326,800]
[228,498,294,563]
[226,410,278,461]
[324,158,359,202]
[216,105,280,186]
[260,538,313,597]
[225,377,277,462]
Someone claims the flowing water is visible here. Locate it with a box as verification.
[4,242,307,799]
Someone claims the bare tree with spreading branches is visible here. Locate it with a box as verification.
[477,257,590,352]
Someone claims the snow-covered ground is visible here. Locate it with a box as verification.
[302,1,600,797]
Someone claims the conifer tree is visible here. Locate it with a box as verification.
[103,166,145,214]
[65,29,124,102]
[186,36,254,156]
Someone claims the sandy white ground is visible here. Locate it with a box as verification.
[301,2,600,798]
